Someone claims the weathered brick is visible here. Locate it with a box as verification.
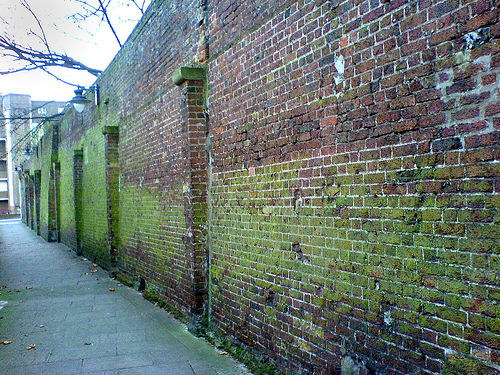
[19,1,500,374]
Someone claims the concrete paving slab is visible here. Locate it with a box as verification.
[0,219,250,375]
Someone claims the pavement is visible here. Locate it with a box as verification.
[0,219,250,375]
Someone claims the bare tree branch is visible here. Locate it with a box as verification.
[2,102,64,138]
[71,0,122,47]
[41,67,82,87]
[0,34,102,76]
[71,0,110,23]
[0,103,63,161]
[2,116,59,161]
[21,0,52,54]
[130,0,147,15]
[0,0,150,83]
[1,103,64,122]
[0,1,102,77]
[97,0,122,47]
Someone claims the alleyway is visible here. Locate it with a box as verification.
[0,219,249,375]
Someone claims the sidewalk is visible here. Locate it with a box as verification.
[0,219,249,375]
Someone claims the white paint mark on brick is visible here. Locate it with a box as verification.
[334,55,345,85]
[383,310,393,325]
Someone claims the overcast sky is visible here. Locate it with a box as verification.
[0,0,150,101]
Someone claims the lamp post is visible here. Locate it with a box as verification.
[70,87,92,113]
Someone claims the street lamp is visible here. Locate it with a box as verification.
[70,87,91,113]
[70,85,99,112]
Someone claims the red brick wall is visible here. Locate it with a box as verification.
[208,0,500,373]
[102,0,206,316]
[54,0,208,316]
[24,0,500,373]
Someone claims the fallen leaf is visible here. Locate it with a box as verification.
[93,263,98,267]
[219,351,228,355]
[26,344,36,350]
[26,286,32,290]
[84,342,91,345]
[109,288,115,292]
[91,269,97,273]
[85,273,89,276]
[2,341,12,345]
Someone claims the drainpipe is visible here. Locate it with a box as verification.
[4,109,16,214]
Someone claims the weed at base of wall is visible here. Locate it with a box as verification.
[139,284,284,374]
[203,330,285,375]
[141,289,187,322]
[115,273,134,288]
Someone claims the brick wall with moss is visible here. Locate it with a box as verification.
[81,125,109,265]
[58,145,79,252]
[23,121,60,242]
[207,0,500,374]
[42,110,107,266]
[92,0,207,316]
[37,136,53,242]
[21,0,500,374]
[23,0,208,317]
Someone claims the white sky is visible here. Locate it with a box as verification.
[0,0,150,101]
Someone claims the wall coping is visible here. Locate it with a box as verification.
[102,126,119,135]
[172,67,205,86]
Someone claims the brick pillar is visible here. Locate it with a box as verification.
[173,67,209,324]
[73,150,84,255]
[33,170,41,235]
[21,172,27,225]
[47,161,61,242]
[22,172,33,227]
[103,126,120,276]
[44,123,60,242]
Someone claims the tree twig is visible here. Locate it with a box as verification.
[97,0,122,47]
[0,34,102,77]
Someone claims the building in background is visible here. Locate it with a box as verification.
[0,94,66,215]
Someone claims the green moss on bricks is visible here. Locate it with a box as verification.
[203,330,285,375]
[115,273,134,287]
[70,124,109,265]
[119,183,190,307]
[442,352,499,375]
[142,289,187,322]
[172,67,205,86]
